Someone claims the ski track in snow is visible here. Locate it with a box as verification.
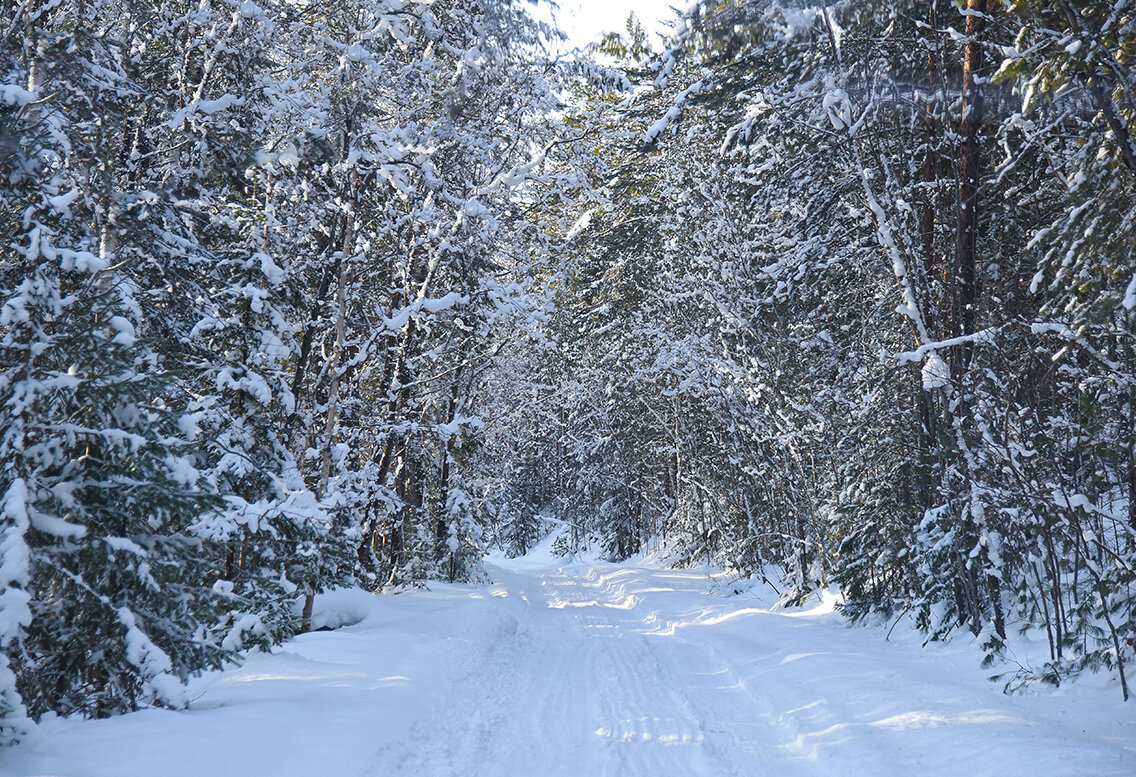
[4,548,1134,777]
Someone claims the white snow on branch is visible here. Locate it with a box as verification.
[383,292,469,333]
[0,83,36,106]
[565,208,595,242]
[104,536,147,557]
[822,84,854,132]
[167,94,244,127]
[897,328,997,365]
[436,413,484,442]
[109,316,136,347]
[1123,271,1136,310]
[920,352,951,391]
[772,6,823,40]
[116,607,188,709]
[859,170,932,345]
[1052,491,1130,527]
[221,614,268,652]
[0,480,32,640]
[28,508,87,540]
[47,188,81,217]
[643,81,704,144]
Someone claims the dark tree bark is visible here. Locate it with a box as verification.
[956,0,987,368]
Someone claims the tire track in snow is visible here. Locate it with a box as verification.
[593,630,712,776]
[360,561,1136,777]
[361,569,608,777]
[546,565,737,777]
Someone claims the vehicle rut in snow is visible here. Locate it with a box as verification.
[4,554,1132,777]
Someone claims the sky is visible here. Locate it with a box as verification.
[548,0,683,51]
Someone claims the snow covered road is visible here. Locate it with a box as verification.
[4,548,1133,777]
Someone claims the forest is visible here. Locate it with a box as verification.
[1,0,1135,748]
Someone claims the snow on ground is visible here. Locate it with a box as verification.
[4,535,1133,777]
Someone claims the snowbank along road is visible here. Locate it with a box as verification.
[4,545,1133,777]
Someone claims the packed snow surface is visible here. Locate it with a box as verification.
[4,537,1133,776]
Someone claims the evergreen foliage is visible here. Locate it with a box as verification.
[2,0,1134,744]
[483,0,1135,701]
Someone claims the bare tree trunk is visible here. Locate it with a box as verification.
[301,177,355,634]
[317,215,352,497]
[916,9,941,511]
[24,5,45,123]
[956,0,987,372]
[288,214,343,420]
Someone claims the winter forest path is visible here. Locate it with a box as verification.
[3,544,1133,777]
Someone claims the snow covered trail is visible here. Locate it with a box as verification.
[4,549,1133,777]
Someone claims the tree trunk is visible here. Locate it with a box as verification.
[316,222,351,496]
[955,0,987,373]
[302,177,355,634]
